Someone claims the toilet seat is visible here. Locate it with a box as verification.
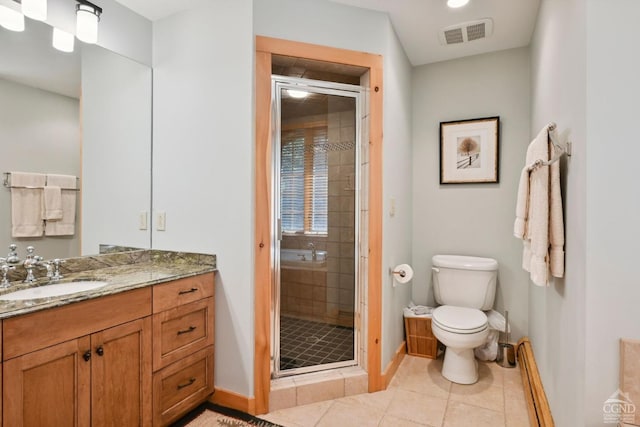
[432,305,488,334]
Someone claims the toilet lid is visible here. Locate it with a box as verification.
[432,306,488,334]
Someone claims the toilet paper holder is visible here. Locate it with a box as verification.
[391,269,408,278]
[389,264,414,287]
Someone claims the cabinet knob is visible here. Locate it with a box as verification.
[83,350,91,362]
[178,288,198,295]
[96,346,104,356]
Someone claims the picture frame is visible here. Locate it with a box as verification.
[439,116,500,184]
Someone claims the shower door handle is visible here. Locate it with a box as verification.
[277,218,282,241]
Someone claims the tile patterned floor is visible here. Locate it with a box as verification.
[280,316,354,371]
[260,355,531,427]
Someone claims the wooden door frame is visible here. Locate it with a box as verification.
[254,36,383,415]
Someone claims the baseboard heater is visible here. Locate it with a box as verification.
[517,337,555,427]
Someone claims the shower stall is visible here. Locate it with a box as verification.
[271,74,366,378]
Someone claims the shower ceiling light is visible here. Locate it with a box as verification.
[447,0,470,8]
[0,4,24,31]
[76,0,102,44]
[287,89,309,99]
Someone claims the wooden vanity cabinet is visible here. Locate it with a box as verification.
[4,336,92,426]
[0,272,215,427]
[2,288,153,427]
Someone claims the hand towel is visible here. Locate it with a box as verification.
[44,174,77,236]
[513,125,565,286]
[42,186,63,220]
[548,143,565,278]
[513,166,530,239]
[10,172,46,237]
[526,127,550,286]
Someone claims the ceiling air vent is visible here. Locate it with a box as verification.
[444,28,464,44]
[439,18,494,45]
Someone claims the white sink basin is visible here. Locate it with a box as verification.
[0,281,109,301]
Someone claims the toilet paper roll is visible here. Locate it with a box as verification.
[392,264,414,286]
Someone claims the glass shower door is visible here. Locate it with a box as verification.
[272,76,361,378]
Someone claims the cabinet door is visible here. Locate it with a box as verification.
[91,317,152,427]
[3,336,91,427]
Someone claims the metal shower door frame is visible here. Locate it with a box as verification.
[271,75,364,379]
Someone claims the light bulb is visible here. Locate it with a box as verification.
[53,28,75,53]
[287,89,309,99]
[447,0,470,8]
[0,5,24,32]
[76,4,99,44]
[22,0,47,21]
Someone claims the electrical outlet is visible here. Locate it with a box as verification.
[139,212,148,230]
[156,212,166,231]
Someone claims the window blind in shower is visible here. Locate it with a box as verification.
[281,126,328,234]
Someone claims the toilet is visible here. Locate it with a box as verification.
[430,254,498,385]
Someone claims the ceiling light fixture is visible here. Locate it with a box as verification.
[447,0,470,8]
[22,0,47,21]
[52,27,75,53]
[0,4,24,32]
[287,89,309,99]
[76,0,102,44]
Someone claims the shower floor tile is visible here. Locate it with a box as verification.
[279,316,354,371]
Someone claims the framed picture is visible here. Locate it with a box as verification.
[439,116,500,184]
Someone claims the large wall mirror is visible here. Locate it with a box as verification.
[0,18,152,259]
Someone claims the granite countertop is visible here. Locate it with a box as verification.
[0,249,217,319]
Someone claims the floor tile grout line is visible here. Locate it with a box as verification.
[311,400,335,427]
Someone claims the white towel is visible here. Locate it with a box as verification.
[548,143,565,278]
[44,174,77,236]
[10,172,46,237]
[42,186,63,220]
[514,125,565,286]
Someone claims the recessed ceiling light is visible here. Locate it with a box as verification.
[287,89,309,99]
[447,0,470,8]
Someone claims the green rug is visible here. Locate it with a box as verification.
[172,403,282,427]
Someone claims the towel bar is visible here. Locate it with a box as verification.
[3,172,80,191]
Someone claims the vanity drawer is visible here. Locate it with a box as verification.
[153,273,214,313]
[153,297,214,371]
[153,346,214,427]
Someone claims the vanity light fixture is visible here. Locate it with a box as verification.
[0,3,24,32]
[75,0,102,44]
[22,0,47,21]
[287,89,309,99]
[447,0,470,8]
[52,27,74,52]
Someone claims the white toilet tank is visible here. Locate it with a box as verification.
[432,255,498,310]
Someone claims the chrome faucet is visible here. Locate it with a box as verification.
[0,258,15,289]
[6,244,20,264]
[22,246,45,284]
[308,242,317,261]
[46,259,65,281]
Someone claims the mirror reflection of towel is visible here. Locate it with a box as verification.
[43,186,63,220]
[10,172,46,238]
[44,174,77,236]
